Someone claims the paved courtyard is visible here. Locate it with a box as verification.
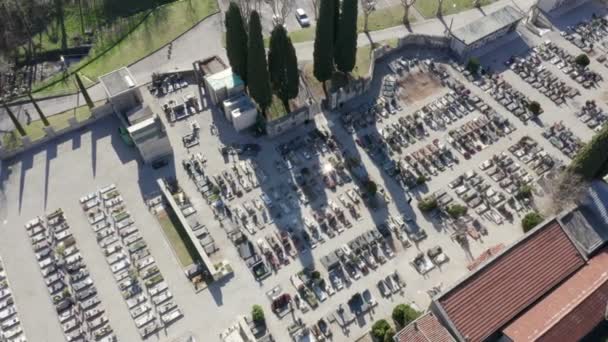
[0,3,607,342]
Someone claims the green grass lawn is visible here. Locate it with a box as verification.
[286,5,413,44]
[33,0,218,96]
[358,5,412,33]
[1,102,98,151]
[266,96,288,121]
[31,5,148,57]
[157,209,200,268]
[354,39,399,78]
[414,0,494,18]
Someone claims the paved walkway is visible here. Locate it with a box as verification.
[0,0,541,133]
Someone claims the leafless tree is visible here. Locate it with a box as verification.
[310,0,319,19]
[360,0,376,32]
[401,0,416,26]
[436,0,445,17]
[268,0,294,25]
[547,171,588,215]
[236,0,262,24]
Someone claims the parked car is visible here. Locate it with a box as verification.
[295,8,310,27]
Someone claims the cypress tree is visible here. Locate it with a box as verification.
[225,2,248,84]
[313,0,335,95]
[74,73,94,109]
[335,0,358,73]
[333,0,340,44]
[247,11,272,114]
[285,36,299,108]
[268,26,299,111]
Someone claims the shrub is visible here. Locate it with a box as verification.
[392,304,422,327]
[364,180,378,197]
[417,196,438,212]
[252,305,265,323]
[528,101,542,116]
[446,204,468,219]
[522,212,544,233]
[346,157,361,169]
[575,53,590,67]
[466,57,481,74]
[371,319,391,340]
[516,185,533,200]
[416,175,427,185]
[383,327,396,342]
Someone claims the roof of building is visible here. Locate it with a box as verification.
[99,67,137,98]
[223,94,256,112]
[435,220,585,342]
[503,248,608,341]
[451,5,524,46]
[394,312,455,342]
[560,180,608,256]
[467,244,505,271]
[125,105,153,126]
[205,68,244,91]
[197,55,228,75]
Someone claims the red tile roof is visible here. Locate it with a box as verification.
[467,244,505,271]
[394,312,455,342]
[437,220,585,342]
[503,249,608,342]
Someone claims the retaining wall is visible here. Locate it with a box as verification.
[0,102,114,160]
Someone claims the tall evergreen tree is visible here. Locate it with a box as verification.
[313,0,335,95]
[247,11,272,114]
[335,0,358,73]
[333,0,340,44]
[332,0,340,62]
[74,72,94,109]
[268,25,299,111]
[225,2,248,84]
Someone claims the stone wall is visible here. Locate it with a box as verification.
[327,34,450,110]
[265,102,320,137]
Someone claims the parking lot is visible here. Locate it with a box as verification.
[1,8,608,342]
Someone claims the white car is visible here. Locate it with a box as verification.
[295,8,310,27]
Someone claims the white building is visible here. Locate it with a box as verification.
[127,112,172,164]
[204,68,245,105]
[99,67,142,114]
[449,6,524,59]
[223,95,258,132]
[99,67,172,164]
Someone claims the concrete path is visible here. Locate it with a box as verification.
[0,0,542,133]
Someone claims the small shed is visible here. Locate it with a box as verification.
[449,6,524,59]
[204,68,245,105]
